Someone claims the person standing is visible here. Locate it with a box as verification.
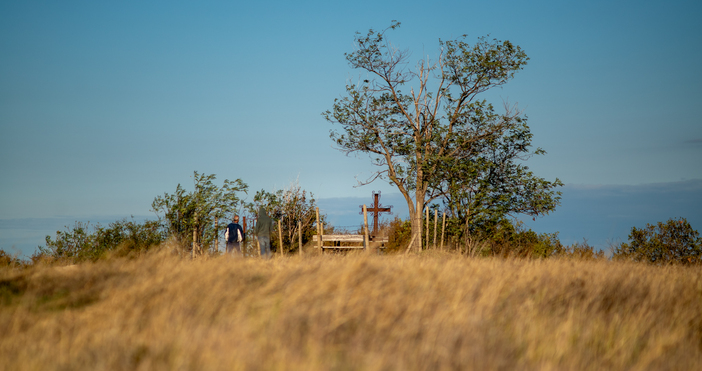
[253,207,274,258]
[225,215,245,256]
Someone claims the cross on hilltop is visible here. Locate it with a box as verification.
[359,191,393,237]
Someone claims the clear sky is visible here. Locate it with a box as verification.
[1,0,701,256]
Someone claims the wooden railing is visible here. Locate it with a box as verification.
[312,235,388,250]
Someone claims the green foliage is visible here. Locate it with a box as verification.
[39,221,93,262]
[430,215,562,258]
[384,217,412,253]
[383,215,565,258]
[559,240,605,260]
[472,219,564,258]
[613,218,702,265]
[324,22,561,250]
[151,171,248,252]
[247,181,322,254]
[437,114,563,226]
[38,218,166,263]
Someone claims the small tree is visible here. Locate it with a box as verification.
[151,171,248,253]
[614,218,702,265]
[324,22,561,251]
[248,181,322,254]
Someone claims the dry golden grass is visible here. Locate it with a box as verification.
[1,249,701,370]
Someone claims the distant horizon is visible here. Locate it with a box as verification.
[3,178,700,259]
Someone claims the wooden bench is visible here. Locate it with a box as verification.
[312,235,388,250]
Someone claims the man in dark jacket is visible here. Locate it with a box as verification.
[253,207,274,258]
[225,215,245,256]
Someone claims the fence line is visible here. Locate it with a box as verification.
[209,210,451,255]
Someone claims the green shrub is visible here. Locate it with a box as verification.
[39,218,166,263]
[249,183,322,254]
[384,215,564,258]
[467,219,563,258]
[559,240,605,260]
[385,217,413,253]
[613,218,701,265]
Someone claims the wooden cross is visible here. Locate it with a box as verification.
[360,191,393,236]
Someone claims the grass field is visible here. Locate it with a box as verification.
[1,249,701,370]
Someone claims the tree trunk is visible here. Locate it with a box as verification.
[412,191,425,253]
[425,207,430,249]
[411,211,422,253]
[192,222,198,258]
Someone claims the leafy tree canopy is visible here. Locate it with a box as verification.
[151,171,247,252]
[614,218,702,265]
[324,21,561,250]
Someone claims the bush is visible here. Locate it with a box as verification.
[613,218,701,265]
[39,218,166,263]
[249,181,321,254]
[383,215,564,258]
[469,219,563,258]
[0,250,27,268]
[559,239,605,260]
[385,217,413,253]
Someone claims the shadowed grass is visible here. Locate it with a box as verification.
[1,250,701,370]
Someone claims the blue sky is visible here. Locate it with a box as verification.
[1,0,701,257]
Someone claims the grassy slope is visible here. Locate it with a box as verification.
[1,251,701,370]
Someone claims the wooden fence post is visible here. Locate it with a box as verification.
[243,216,248,257]
[425,207,429,250]
[363,205,371,253]
[440,212,446,251]
[254,219,260,257]
[433,209,438,249]
[214,217,218,254]
[316,207,322,250]
[278,219,283,257]
[298,221,302,256]
[192,213,198,258]
[463,215,470,256]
